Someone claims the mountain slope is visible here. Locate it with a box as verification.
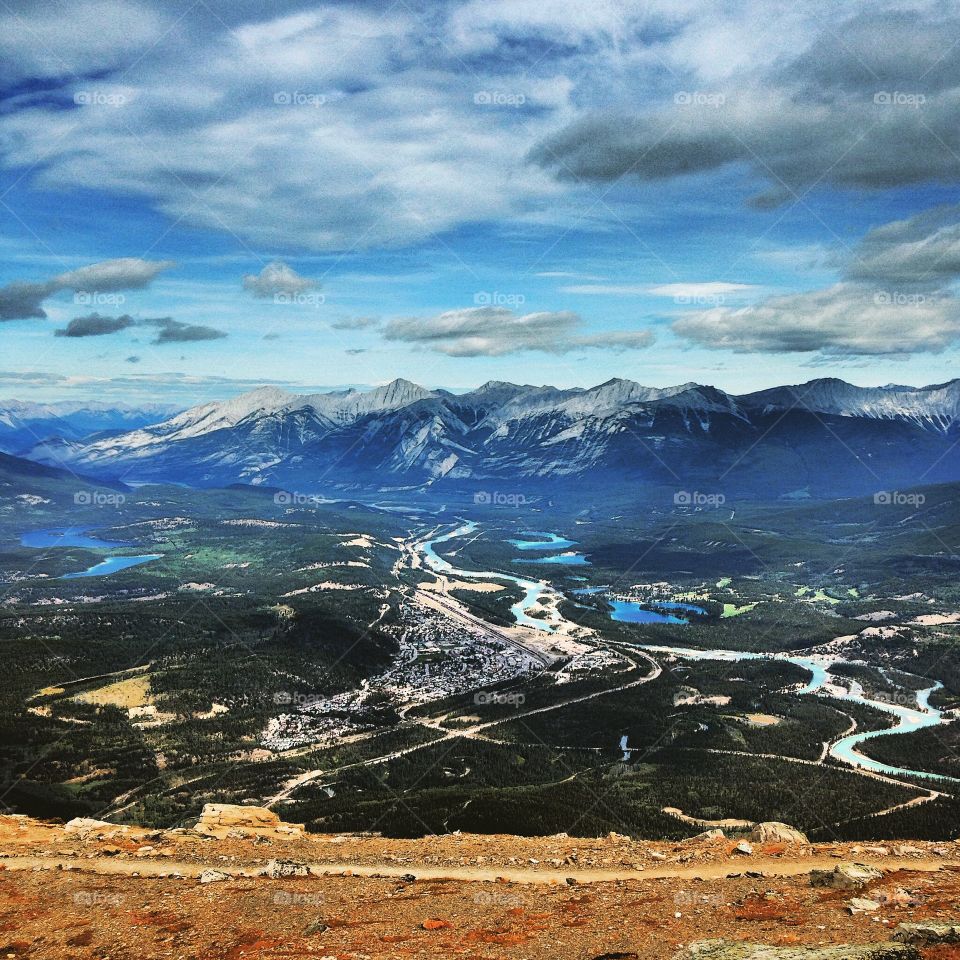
[21,377,960,497]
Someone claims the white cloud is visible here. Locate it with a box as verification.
[384,306,653,356]
[0,258,174,321]
[673,283,960,355]
[648,282,754,298]
[243,261,318,299]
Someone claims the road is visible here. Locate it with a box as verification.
[1,852,955,886]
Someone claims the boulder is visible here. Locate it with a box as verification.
[63,818,121,840]
[848,898,881,914]
[675,939,919,959]
[748,822,809,845]
[894,924,960,945]
[810,862,882,891]
[684,829,725,843]
[193,803,303,839]
[734,842,754,856]
[198,869,231,884]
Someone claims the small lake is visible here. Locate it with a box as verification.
[21,528,125,549]
[514,553,591,565]
[611,601,688,624]
[22,528,161,580]
[61,555,162,579]
[507,532,577,550]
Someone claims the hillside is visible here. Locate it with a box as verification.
[1,810,959,959]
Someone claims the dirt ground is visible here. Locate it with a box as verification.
[1,815,959,959]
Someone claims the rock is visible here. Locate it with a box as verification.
[686,829,726,842]
[400,873,416,883]
[63,818,117,840]
[264,859,310,878]
[304,921,329,936]
[675,939,919,958]
[848,898,881,913]
[422,919,452,930]
[650,851,668,861]
[198,869,231,884]
[734,842,754,856]
[810,862,883,891]
[748,822,809,845]
[893,845,923,856]
[193,803,304,839]
[894,924,960,945]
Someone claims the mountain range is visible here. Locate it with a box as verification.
[15,377,960,499]
[0,400,180,457]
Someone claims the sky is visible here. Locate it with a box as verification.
[3,0,960,403]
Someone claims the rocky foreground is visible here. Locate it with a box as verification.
[1,808,959,959]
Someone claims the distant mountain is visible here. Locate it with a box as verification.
[741,378,960,432]
[0,399,181,455]
[24,378,960,498]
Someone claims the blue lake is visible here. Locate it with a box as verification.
[507,532,577,550]
[21,528,125,549]
[60,555,162,579]
[514,553,591,565]
[609,600,687,624]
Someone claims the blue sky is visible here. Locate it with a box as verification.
[3,0,960,403]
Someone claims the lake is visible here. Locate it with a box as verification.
[61,555,163,579]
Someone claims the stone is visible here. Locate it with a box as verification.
[848,898,881,913]
[810,862,883,891]
[894,924,960,945]
[194,803,304,839]
[63,818,117,840]
[264,859,310,878]
[685,829,725,842]
[748,823,809,845]
[734,842,754,856]
[675,939,919,959]
[198,869,231,884]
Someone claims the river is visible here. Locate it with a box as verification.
[419,521,555,631]
[642,644,954,783]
